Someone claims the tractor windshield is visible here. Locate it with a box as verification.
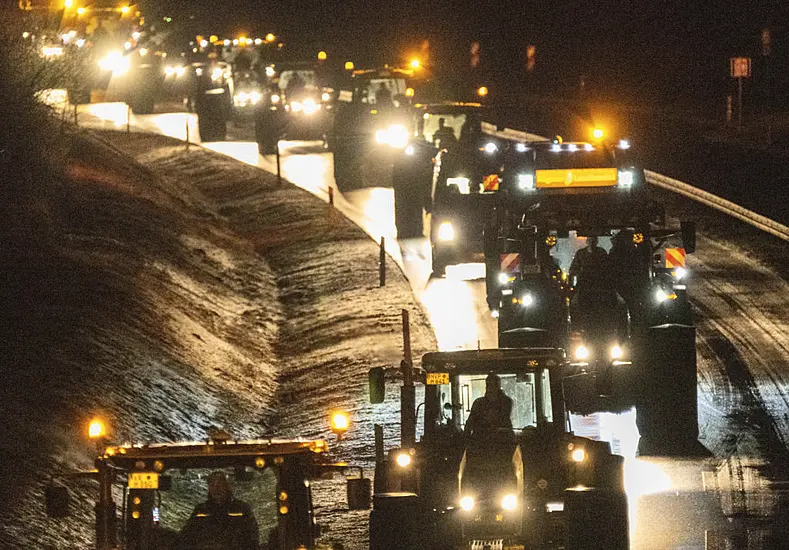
[123,467,278,549]
[431,368,553,434]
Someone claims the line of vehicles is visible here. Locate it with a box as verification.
[36,19,706,550]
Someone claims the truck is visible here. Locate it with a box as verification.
[367,347,629,550]
[484,137,700,455]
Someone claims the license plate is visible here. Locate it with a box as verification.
[128,472,159,489]
[425,372,449,385]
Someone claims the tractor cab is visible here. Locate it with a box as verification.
[367,348,628,550]
[45,434,370,550]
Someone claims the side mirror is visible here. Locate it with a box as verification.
[45,483,69,518]
[369,367,385,404]
[347,477,372,510]
[680,221,696,254]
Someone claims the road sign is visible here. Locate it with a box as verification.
[730,57,751,78]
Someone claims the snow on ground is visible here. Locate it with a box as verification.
[0,129,434,548]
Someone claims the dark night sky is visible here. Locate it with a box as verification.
[142,1,788,107]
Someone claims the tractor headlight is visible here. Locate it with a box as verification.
[395,452,412,468]
[97,51,129,75]
[674,267,687,280]
[610,344,623,360]
[460,496,475,511]
[270,93,280,104]
[497,272,510,285]
[571,448,587,462]
[618,169,634,187]
[437,221,455,242]
[521,293,534,307]
[517,173,535,191]
[483,142,498,154]
[574,345,589,361]
[376,124,409,148]
[302,98,318,115]
[501,494,517,511]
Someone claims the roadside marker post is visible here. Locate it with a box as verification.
[379,237,386,287]
[185,116,190,151]
[126,105,131,133]
[73,104,78,126]
[276,139,282,185]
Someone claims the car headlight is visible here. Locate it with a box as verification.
[437,221,455,242]
[618,169,634,187]
[517,174,535,191]
[395,452,412,468]
[574,344,589,361]
[610,344,623,359]
[501,494,517,511]
[460,496,475,511]
[97,51,130,75]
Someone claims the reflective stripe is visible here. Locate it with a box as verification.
[483,173,499,191]
[228,512,245,517]
[665,248,686,268]
[195,513,209,518]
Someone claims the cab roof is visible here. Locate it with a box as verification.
[414,102,487,115]
[100,439,330,471]
[421,348,565,373]
[351,68,411,79]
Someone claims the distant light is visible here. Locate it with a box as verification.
[64,0,73,8]
[404,145,415,156]
[223,39,231,46]
[132,31,141,40]
[619,139,631,150]
[77,6,85,14]
[139,47,148,56]
[265,66,276,77]
[76,38,85,48]
[551,143,561,152]
[317,50,327,61]
[209,35,218,43]
[344,61,355,71]
[477,86,488,97]
[232,39,239,46]
[254,38,263,45]
[22,32,30,39]
[266,33,276,42]
[199,39,208,48]
[410,59,420,69]
[321,92,331,102]
[330,411,350,435]
[405,87,414,97]
[592,128,604,140]
[460,496,475,511]
[567,143,578,152]
[120,5,130,14]
[584,143,594,151]
[516,143,527,152]
[124,41,132,50]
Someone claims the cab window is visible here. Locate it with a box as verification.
[453,372,541,431]
[423,114,466,144]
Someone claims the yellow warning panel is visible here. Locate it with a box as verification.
[535,168,618,188]
[665,248,686,268]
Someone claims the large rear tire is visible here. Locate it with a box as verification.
[333,145,362,192]
[393,183,423,239]
[634,324,706,456]
[196,93,227,142]
[369,493,420,550]
[565,488,629,550]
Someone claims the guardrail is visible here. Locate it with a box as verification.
[645,170,789,242]
[484,125,789,242]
